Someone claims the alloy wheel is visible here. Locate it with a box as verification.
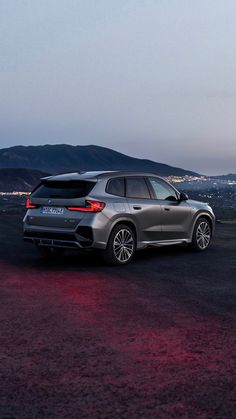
[113,228,134,263]
[196,221,211,250]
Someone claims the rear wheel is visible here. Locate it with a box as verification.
[36,245,65,259]
[103,224,136,265]
[190,217,212,251]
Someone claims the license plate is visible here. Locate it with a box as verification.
[41,207,64,215]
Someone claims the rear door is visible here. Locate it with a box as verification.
[125,177,163,242]
[147,177,192,240]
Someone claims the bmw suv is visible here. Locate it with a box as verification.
[23,171,215,265]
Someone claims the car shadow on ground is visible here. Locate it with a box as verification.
[10,243,200,274]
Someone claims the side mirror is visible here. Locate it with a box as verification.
[179,192,188,201]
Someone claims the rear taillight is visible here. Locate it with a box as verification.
[67,200,105,212]
[26,198,39,209]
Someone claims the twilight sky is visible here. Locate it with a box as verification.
[1,0,236,175]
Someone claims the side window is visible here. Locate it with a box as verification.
[106,177,125,197]
[126,177,151,199]
[148,178,178,200]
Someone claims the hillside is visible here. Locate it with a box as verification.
[0,144,199,176]
[0,168,49,192]
[212,174,236,180]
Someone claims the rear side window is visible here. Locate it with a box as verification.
[106,177,125,197]
[32,180,95,199]
[126,177,151,199]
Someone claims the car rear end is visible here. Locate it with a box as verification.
[23,175,108,251]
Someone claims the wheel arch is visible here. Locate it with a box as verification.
[191,211,215,240]
[108,217,138,242]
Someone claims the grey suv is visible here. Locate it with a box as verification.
[23,171,215,265]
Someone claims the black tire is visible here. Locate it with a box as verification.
[36,245,65,259]
[103,224,136,265]
[190,217,212,251]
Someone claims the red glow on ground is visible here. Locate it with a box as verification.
[0,260,235,417]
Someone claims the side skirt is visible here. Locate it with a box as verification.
[137,238,191,249]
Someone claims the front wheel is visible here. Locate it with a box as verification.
[190,217,212,251]
[103,224,136,265]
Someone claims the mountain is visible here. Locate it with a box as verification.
[0,168,49,192]
[0,144,199,176]
[211,174,236,180]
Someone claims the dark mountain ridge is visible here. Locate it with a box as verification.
[0,144,199,176]
[0,168,49,192]
[212,173,236,180]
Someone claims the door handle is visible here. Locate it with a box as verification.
[164,207,170,211]
[133,206,142,210]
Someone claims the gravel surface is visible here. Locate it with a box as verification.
[0,214,235,418]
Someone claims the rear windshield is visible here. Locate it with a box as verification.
[32,180,95,199]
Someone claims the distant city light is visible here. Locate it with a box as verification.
[0,192,30,196]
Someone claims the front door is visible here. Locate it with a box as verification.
[146,177,192,240]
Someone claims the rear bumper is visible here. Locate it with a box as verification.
[24,234,81,249]
[23,227,93,249]
[23,224,108,250]
[23,209,111,250]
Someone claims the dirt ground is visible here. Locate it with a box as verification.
[0,214,235,418]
